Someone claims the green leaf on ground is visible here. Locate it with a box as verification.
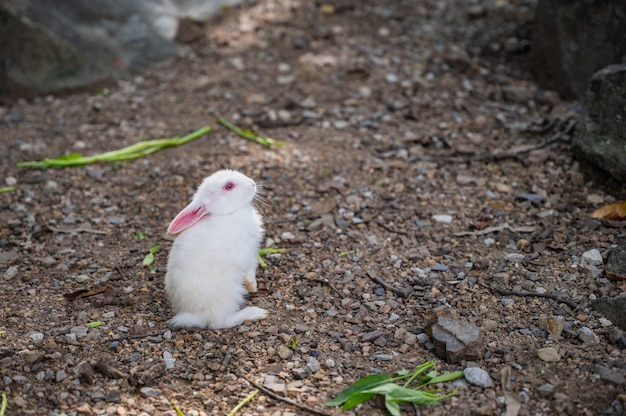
[257,247,286,269]
[326,361,462,414]
[142,245,160,266]
[18,125,212,169]
[218,117,286,148]
[0,392,7,416]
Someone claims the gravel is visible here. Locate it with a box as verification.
[0,0,624,414]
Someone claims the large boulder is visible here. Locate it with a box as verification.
[0,0,241,101]
[574,64,626,182]
[528,0,626,99]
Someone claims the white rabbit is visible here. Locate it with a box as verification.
[164,169,267,329]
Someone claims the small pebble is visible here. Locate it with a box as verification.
[163,351,176,369]
[536,347,560,362]
[577,327,599,344]
[4,266,18,281]
[432,214,452,223]
[464,367,492,388]
[71,326,88,338]
[581,249,603,266]
[501,298,515,306]
[306,357,320,373]
[75,274,90,283]
[56,370,68,382]
[505,253,525,263]
[277,345,293,360]
[362,330,385,342]
[140,387,161,398]
[594,365,625,385]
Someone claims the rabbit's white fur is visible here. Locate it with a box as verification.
[165,170,267,329]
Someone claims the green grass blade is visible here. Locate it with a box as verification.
[340,392,377,410]
[171,399,185,416]
[217,117,285,148]
[403,361,435,388]
[325,373,391,407]
[384,397,401,416]
[0,187,15,193]
[364,384,441,406]
[421,371,464,386]
[257,247,285,269]
[0,392,7,416]
[227,389,258,416]
[17,125,212,169]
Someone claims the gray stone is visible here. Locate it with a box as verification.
[537,383,555,397]
[594,365,625,385]
[361,330,385,343]
[0,0,176,99]
[55,370,68,382]
[577,327,599,345]
[463,367,492,388]
[0,251,17,264]
[28,332,44,344]
[106,390,121,403]
[294,324,308,333]
[591,297,626,331]
[606,240,626,277]
[574,64,626,181]
[163,351,175,369]
[529,1,626,99]
[0,0,242,99]
[326,307,339,317]
[90,391,106,401]
[306,357,320,373]
[581,249,603,266]
[139,387,161,397]
[4,265,18,280]
[70,326,89,338]
[429,317,483,363]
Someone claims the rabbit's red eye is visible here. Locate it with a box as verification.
[223,181,235,191]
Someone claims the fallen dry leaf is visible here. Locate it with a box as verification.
[63,285,108,301]
[591,201,626,221]
[95,357,128,379]
[605,270,626,281]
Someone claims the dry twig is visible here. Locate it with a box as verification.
[366,269,414,298]
[409,117,576,164]
[47,225,109,235]
[491,287,580,309]
[243,377,331,416]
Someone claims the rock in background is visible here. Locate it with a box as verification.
[528,0,626,99]
[0,0,241,101]
[573,64,626,182]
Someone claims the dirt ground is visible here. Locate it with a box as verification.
[1,0,625,415]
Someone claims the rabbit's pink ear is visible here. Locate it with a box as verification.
[167,203,209,235]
